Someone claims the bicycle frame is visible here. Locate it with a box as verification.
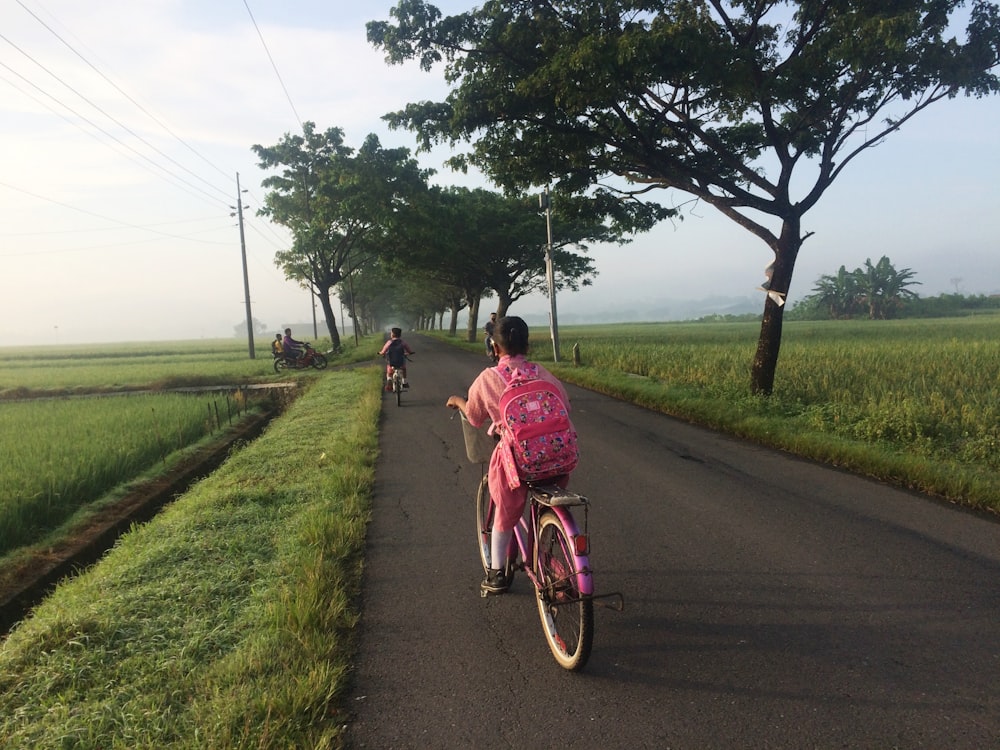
[510,487,594,599]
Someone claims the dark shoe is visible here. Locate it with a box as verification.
[481,568,509,595]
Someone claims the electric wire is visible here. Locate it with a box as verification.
[15,0,235,186]
[0,31,232,207]
[242,0,303,131]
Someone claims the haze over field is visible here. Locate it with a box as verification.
[2,1,997,346]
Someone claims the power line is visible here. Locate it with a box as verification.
[0,31,233,206]
[242,0,303,130]
[15,0,235,186]
[0,179,229,244]
[0,67,232,211]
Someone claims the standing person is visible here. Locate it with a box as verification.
[282,328,305,360]
[446,315,575,594]
[484,312,498,359]
[379,327,414,390]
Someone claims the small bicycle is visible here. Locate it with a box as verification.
[384,354,412,407]
[459,413,622,671]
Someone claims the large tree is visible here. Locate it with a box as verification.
[253,122,430,349]
[368,0,1000,394]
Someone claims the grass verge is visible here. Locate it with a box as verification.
[0,367,382,749]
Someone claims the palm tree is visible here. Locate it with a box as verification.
[812,265,860,319]
[855,256,922,319]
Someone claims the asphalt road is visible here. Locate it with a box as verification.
[348,333,1000,749]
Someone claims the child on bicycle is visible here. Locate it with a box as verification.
[446,315,573,595]
[379,327,414,390]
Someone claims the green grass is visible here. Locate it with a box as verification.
[0,392,257,557]
[1,319,997,747]
[0,336,373,397]
[0,367,381,749]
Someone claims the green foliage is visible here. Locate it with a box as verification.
[370,0,1000,394]
[795,256,922,319]
[253,122,431,346]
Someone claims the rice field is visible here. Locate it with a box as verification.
[0,391,249,558]
[0,338,284,394]
[556,316,1000,468]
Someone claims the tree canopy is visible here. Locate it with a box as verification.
[800,256,922,319]
[368,0,1000,393]
[253,122,431,348]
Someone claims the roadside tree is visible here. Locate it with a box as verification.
[253,122,430,350]
[368,0,1000,394]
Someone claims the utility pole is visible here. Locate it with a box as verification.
[540,187,560,362]
[234,172,255,359]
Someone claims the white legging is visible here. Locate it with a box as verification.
[490,528,513,571]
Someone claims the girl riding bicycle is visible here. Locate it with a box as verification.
[446,315,574,595]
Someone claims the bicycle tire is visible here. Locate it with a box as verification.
[475,476,515,582]
[535,511,594,671]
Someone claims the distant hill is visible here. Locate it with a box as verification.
[517,295,762,326]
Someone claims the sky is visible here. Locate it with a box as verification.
[1,0,998,346]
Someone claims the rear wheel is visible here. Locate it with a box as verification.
[394,374,402,406]
[536,511,593,671]
[273,357,288,373]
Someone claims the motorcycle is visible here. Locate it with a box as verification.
[485,334,499,364]
[273,343,328,372]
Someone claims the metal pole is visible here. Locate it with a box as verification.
[541,187,560,362]
[236,172,255,359]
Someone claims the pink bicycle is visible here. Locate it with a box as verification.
[461,414,622,671]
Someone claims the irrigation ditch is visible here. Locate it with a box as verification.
[0,384,297,636]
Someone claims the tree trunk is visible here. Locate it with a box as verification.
[750,219,801,396]
[318,287,341,349]
[466,295,481,343]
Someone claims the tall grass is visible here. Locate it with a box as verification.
[0,368,380,748]
[0,393,242,556]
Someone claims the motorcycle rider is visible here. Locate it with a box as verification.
[282,328,306,361]
[484,312,498,361]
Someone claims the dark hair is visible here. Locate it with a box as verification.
[495,316,529,356]
[391,327,402,337]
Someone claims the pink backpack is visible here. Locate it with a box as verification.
[495,363,579,488]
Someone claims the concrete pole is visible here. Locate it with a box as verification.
[236,172,255,359]
[541,187,560,362]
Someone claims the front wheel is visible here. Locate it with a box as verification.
[536,511,593,671]
[475,477,515,583]
[311,353,328,370]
